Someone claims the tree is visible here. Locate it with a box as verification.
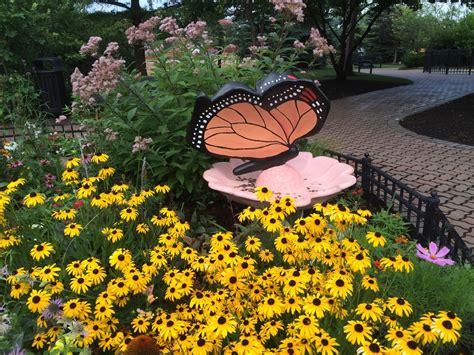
[305,0,419,80]
[90,0,152,74]
[0,0,88,74]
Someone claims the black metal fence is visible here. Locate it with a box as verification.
[423,49,473,75]
[324,150,473,264]
[0,122,85,141]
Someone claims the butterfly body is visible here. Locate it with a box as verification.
[187,72,330,175]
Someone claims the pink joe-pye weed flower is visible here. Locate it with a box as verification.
[125,16,161,44]
[271,0,306,22]
[80,36,102,56]
[416,242,455,266]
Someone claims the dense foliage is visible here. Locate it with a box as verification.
[71,6,334,200]
[0,140,471,353]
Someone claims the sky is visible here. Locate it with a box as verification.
[87,0,170,13]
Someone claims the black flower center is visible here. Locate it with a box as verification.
[442,320,453,329]
[354,324,364,332]
[369,343,380,352]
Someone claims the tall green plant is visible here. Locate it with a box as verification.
[71,8,333,201]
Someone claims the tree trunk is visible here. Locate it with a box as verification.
[245,2,257,45]
[343,0,359,78]
[129,0,147,75]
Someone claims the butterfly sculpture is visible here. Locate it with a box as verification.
[187,72,330,175]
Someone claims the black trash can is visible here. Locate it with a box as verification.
[32,57,67,115]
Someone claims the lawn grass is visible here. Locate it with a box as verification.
[308,67,413,86]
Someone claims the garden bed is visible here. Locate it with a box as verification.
[400,94,474,146]
[320,75,413,100]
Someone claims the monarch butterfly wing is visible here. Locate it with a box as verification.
[187,86,291,159]
[261,77,330,145]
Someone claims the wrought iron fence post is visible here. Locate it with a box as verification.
[361,153,371,194]
[423,191,440,242]
[469,49,473,75]
[445,50,450,75]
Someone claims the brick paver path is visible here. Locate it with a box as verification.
[314,69,474,247]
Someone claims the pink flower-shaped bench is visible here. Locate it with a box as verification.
[203,152,356,208]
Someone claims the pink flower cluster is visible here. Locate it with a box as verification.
[293,40,305,51]
[80,36,102,57]
[125,16,161,44]
[271,0,306,22]
[104,128,118,141]
[184,21,207,39]
[71,43,125,103]
[308,28,336,57]
[132,136,153,154]
[159,17,181,36]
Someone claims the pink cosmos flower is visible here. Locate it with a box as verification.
[416,242,455,266]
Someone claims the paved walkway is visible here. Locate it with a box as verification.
[313,69,474,247]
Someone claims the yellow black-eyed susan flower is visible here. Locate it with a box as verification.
[394,339,423,355]
[361,275,379,292]
[366,231,386,247]
[120,207,138,222]
[27,289,51,313]
[102,227,124,243]
[432,315,461,343]
[131,314,150,334]
[207,313,237,338]
[316,333,340,355]
[238,206,259,223]
[98,166,115,179]
[356,302,384,322]
[53,192,70,202]
[30,242,54,260]
[326,276,353,299]
[23,192,46,207]
[77,182,96,199]
[136,223,150,235]
[32,332,48,349]
[91,152,109,163]
[245,235,262,253]
[70,275,93,294]
[409,321,438,345]
[62,168,80,182]
[154,184,170,193]
[65,157,81,168]
[357,340,385,355]
[386,326,410,346]
[258,295,284,319]
[109,248,132,270]
[255,186,273,202]
[10,282,30,299]
[394,255,414,273]
[388,297,412,317]
[259,249,274,262]
[344,320,372,345]
[64,223,82,238]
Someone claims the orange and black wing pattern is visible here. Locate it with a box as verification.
[187,72,330,160]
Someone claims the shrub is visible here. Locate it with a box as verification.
[401,51,424,68]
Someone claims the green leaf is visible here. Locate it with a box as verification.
[127,107,137,120]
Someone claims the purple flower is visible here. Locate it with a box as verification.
[10,160,23,168]
[416,242,455,266]
[42,298,63,320]
[8,345,26,355]
[40,159,50,166]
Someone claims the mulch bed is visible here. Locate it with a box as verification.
[400,94,474,146]
[320,79,407,100]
